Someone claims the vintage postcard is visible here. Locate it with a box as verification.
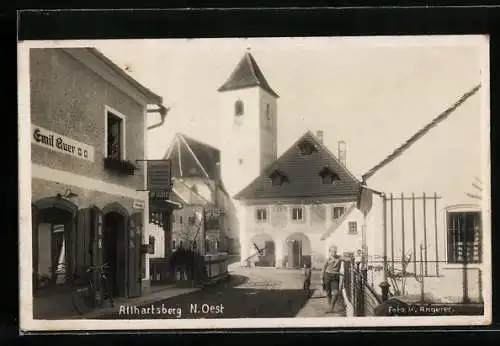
[18,35,491,332]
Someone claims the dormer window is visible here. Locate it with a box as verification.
[269,169,289,186]
[235,100,244,116]
[319,167,340,184]
[298,140,318,156]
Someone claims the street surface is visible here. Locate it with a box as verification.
[99,266,346,319]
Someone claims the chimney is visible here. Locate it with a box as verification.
[338,140,347,166]
[316,130,324,144]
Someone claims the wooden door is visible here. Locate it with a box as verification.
[264,241,275,266]
[128,212,143,298]
[292,241,300,268]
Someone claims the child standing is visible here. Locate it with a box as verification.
[303,263,312,297]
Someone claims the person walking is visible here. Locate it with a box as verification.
[321,245,345,313]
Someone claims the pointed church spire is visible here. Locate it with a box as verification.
[218,51,279,98]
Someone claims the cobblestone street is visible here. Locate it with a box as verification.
[98,266,346,319]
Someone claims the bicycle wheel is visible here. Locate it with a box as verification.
[71,284,94,315]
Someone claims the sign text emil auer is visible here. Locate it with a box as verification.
[32,125,95,162]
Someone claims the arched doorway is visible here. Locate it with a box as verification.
[284,233,311,269]
[32,198,78,297]
[248,233,275,267]
[102,203,129,298]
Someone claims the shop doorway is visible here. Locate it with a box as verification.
[103,211,127,297]
[32,199,77,297]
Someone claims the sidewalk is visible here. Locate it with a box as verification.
[295,275,347,317]
[70,284,200,319]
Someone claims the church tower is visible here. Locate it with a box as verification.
[217,50,279,199]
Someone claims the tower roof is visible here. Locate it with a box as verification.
[217,51,279,98]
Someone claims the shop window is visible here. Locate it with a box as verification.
[105,107,126,160]
[447,210,482,264]
[37,223,67,288]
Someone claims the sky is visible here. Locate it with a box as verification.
[92,36,487,180]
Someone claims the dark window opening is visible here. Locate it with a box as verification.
[319,167,340,184]
[235,100,244,116]
[172,240,176,249]
[256,208,268,222]
[348,222,358,234]
[107,112,123,160]
[270,170,289,186]
[447,211,482,264]
[298,140,318,156]
[333,207,345,220]
[179,216,183,224]
[291,207,304,221]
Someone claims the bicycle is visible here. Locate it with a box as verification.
[71,263,114,315]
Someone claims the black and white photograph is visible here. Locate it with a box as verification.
[18,36,491,331]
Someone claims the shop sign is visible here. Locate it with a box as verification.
[133,200,145,209]
[31,124,95,162]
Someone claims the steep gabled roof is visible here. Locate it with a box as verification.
[164,133,220,180]
[361,84,481,183]
[234,131,361,200]
[217,51,279,98]
[163,133,229,195]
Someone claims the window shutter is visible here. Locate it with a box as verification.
[128,212,143,298]
[90,207,103,268]
[75,208,93,277]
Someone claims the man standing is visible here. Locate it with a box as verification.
[321,245,344,313]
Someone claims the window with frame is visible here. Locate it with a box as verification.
[179,240,183,249]
[235,100,244,116]
[106,111,124,160]
[172,239,176,249]
[291,207,304,222]
[256,208,268,222]
[348,221,358,234]
[447,211,482,264]
[179,216,183,224]
[333,206,345,221]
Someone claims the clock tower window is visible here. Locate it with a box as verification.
[235,100,244,116]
